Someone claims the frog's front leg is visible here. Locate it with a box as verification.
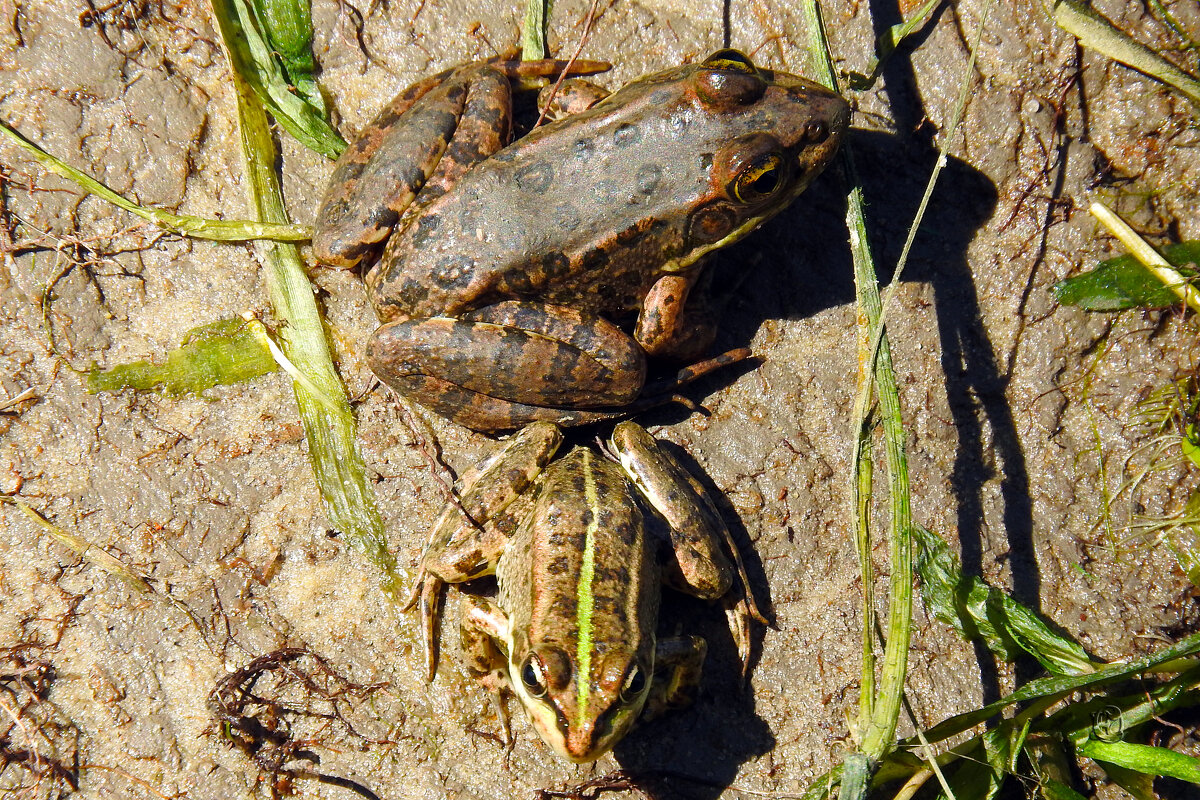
[411,422,562,678]
[460,595,516,745]
[368,301,649,432]
[642,635,707,722]
[635,269,718,362]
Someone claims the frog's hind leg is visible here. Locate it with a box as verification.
[611,421,767,676]
[314,64,513,269]
[367,301,649,432]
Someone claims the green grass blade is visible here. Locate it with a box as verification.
[847,0,941,90]
[913,525,1097,675]
[939,722,1027,800]
[1053,0,1200,108]
[803,0,914,772]
[924,632,1200,742]
[1079,741,1200,783]
[211,0,347,159]
[0,118,309,242]
[806,0,915,764]
[215,13,405,600]
[249,0,326,114]
[87,318,277,395]
[522,0,551,59]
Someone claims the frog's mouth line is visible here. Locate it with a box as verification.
[662,202,804,275]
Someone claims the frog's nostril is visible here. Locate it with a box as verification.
[803,119,829,143]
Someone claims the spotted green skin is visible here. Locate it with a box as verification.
[314,51,849,432]
[413,421,740,762]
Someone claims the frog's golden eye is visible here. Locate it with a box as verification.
[732,153,786,203]
[620,664,648,703]
[703,49,757,74]
[520,656,549,698]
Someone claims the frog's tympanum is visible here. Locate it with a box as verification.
[314,50,849,431]
[407,421,761,762]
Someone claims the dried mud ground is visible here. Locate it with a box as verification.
[2,0,1200,797]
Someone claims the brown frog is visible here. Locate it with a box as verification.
[314,50,849,432]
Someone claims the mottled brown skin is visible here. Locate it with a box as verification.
[314,51,850,432]
[409,422,749,762]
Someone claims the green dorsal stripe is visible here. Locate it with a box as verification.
[576,450,599,721]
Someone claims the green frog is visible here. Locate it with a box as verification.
[407,421,761,762]
[314,50,849,432]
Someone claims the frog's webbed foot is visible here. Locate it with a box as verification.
[367,301,648,432]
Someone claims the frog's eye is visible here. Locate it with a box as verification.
[620,664,648,703]
[732,153,786,203]
[703,49,757,74]
[520,656,549,698]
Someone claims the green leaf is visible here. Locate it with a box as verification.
[211,0,346,159]
[913,525,1097,675]
[87,318,277,395]
[938,723,1026,800]
[1053,241,1200,311]
[1079,740,1200,783]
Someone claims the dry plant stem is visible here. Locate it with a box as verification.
[1053,0,1200,109]
[0,118,309,242]
[1089,201,1200,315]
[4,497,152,593]
[214,3,406,600]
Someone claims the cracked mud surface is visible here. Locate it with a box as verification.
[2,0,1199,797]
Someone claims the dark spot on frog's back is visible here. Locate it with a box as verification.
[335,160,366,184]
[635,164,662,195]
[541,251,571,279]
[613,123,641,147]
[549,594,578,618]
[366,205,400,233]
[398,277,431,308]
[573,137,595,159]
[546,556,571,576]
[410,213,441,248]
[514,160,555,193]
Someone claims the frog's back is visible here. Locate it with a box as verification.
[365,58,849,325]
[496,448,659,658]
